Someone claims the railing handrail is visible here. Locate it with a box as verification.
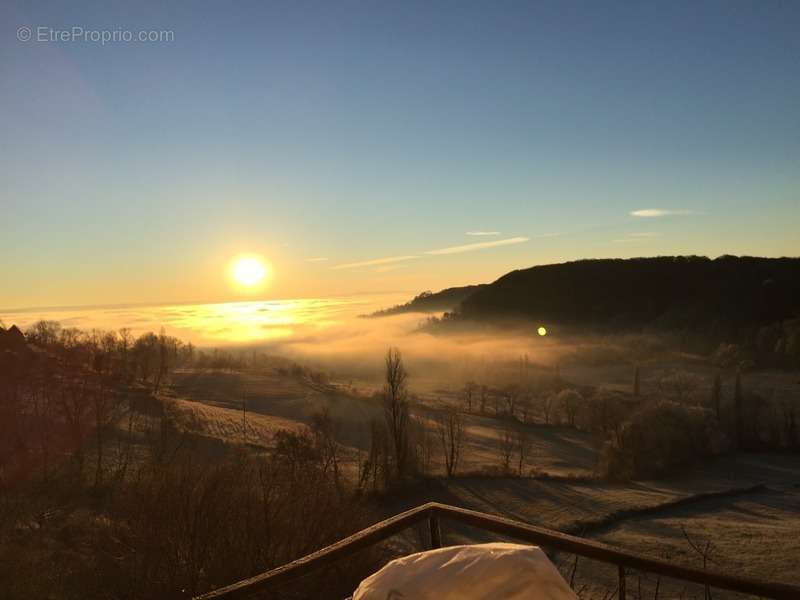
[429,503,797,599]
[195,502,800,600]
[195,503,431,599]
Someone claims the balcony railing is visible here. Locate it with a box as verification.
[194,502,799,600]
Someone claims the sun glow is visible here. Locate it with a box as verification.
[228,254,270,291]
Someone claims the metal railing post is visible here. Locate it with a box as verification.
[428,512,442,549]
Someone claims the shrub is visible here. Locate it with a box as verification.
[711,343,741,369]
[554,388,584,427]
[599,401,727,481]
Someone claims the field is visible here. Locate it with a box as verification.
[162,362,800,598]
[169,396,304,446]
[168,367,599,478]
[594,487,800,588]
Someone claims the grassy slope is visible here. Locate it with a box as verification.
[415,410,598,477]
[170,368,382,450]
[170,367,600,477]
[594,487,800,587]
[169,396,304,446]
[169,367,800,596]
[386,453,800,528]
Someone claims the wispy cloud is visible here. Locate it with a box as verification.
[373,264,407,273]
[426,236,529,256]
[333,235,529,270]
[613,232,662,243]
[630,208,696,218]
[331,255,420,270]
[305,257,329,262]
[466,231,500,236]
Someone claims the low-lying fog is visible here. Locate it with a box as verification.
[1,294,675,390]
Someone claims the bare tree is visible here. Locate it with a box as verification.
[681,526,717,600]
[118,328,133,383]
[462,381,477,413]
[515,428,531,476]
[27,320,61,347]
[435,408,464,478]
[503,384,520,417]
[92,378,112,487]
[360,419,389,492]
[541,394,554,425]
[557,389,582,427]
[59,374,91,476]
[154,327,172,393]
[518,395,532,424]
[411,415,434,476]
[499,426,515,474]
[383,347,410,479]
[32,365,57,480]
[310,408,341,490]
[133,332,158,384]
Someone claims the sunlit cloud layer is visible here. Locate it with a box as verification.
[305,257,329,262]
[466,231,500,236]
[0,296,398,344]
[331,255,420,270]
[630,209,695,217]
[425,236,529,255]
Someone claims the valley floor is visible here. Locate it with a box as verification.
[166,367,800,598]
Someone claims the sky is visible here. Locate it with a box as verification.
[2,1,799,310]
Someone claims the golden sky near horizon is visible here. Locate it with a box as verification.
[3,2,799,310]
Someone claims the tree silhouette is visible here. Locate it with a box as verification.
[383,347,410,479]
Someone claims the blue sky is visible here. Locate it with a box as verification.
[1,1,799,308]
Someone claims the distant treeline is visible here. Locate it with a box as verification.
[459,256,800,331]
[365,284,484,317]
[411,256,800,362]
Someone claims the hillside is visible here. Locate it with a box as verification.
[366,284,485,317]
[452,256,800,335]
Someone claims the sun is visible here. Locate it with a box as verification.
[538,326,547,336]
[229,254,269,290]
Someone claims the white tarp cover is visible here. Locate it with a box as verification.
[353,542,578,600]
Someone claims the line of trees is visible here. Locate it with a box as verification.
[600,365,799,480]
[23,320,191,391]
[360,348,546,483]
[0,321,198,490]
[445,355,800,482]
